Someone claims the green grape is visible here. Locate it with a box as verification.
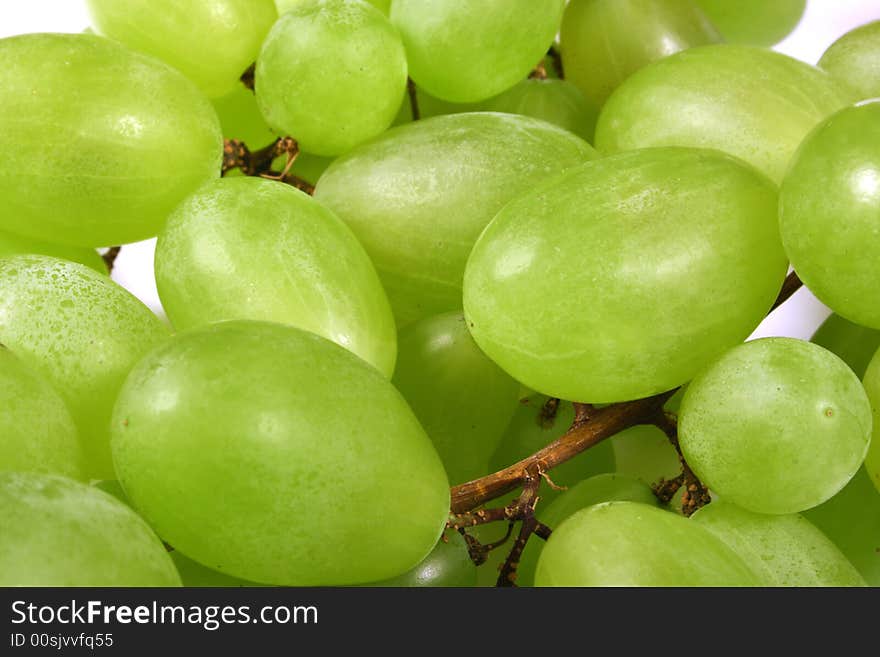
[86,0,277,98]
[390,1,565,103]
[111,320,449,585]
[392,312,519,484]
[482,78,598,143]
[691,501,865,586]
[256,0,407,156]
[560,0,720,111]
[0,256,170,479]
[155,177,396,377]
[212,86,278,147]
[810,313,880,379]
[489,396,616,506]
[93,479,129,504]
[535,501,759,586]
[0,231,105,274]
[612,425,680,486]
[819,21,880,102]
[314,112,596,327]
[0,472,180,586]
[680,338,872,515]
[367,532,477,587]
[0,347,84,480]
[0,33,222,247]
[780,102,880,329]
[695,0,805,46]
[804,468,880,586]
[171,552,262,587]
[464,148,786,403]
[861,351,880,492]
[518,474,657,587]
[595,45,848,184]
[392,88,476,125]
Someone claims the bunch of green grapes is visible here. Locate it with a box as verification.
[1,0,878,589]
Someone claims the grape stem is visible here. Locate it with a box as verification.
[221,137,316,195]
[240,63,256,92]
[101,246,121,273]
[650,412,711,516]
[529,60,548,80]
[547,45,564,79]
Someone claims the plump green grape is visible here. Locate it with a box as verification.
[390,0,565,103]
[804,468,880,586]
[0,472,180,586]
[256,0,407,156]
[0,347,84,480]
[393,312,519,483]
[111,321,449,585]
[535,501,759,586]
[315,112,596,327]
[367,532,477,587]
[489,396,616,505]
[0,231,105,274]
[861,351,880,492]
[518,474,657,586]
[695,0,805,46]
[692,501,865,586]
[0,256,170,479]
[819,21,880,101]
[464,148,786,403]
[482,78,598,142]
[679,338,872,514]
[811,313,880,379]
[155,177,396,377]
[0,33,222,247]
[780,103,880,329]
[595,45,848,183]
[612,425,681,488]
[86,0,276,98]
[560,0,720,111]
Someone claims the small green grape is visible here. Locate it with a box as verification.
[819,21,880,101]
[679,338,872,514]
[393,312,520,484]
[695,0,805,46]
[256,0,407,156]
[367,532,477,587]
[810,313,880,379]
[0,471,180,586]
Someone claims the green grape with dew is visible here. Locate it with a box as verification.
[560,0,720,111]
[0,33,222,247]
[595,45,849,183]
[0,471,180,586]
[0,231,105,274]
[695,0,806,46]
[780,102,880,329]
[489,396,616,506]
[111,320,450,586]
[860,350,880,492]
[390,0,565,103]
[819,21,880,101]
[393,312,519,484]
[0,347,84,480]
[256,0,407,156]
[368,532,477,587]
[534,501,759,586]
[691,501,865,586]
[482,78,598,143]
[679,338,872,514]
[155,177,396,377]
[87,0,277,98]
[804,468,880,586]
[810,313,880,379]
[518,474,657,587]
[314,112,597,327]
[463,148,786,403]
[0,255,170,479]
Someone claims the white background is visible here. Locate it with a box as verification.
[1,0,880,338]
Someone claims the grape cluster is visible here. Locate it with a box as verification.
[0,0,878,588]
